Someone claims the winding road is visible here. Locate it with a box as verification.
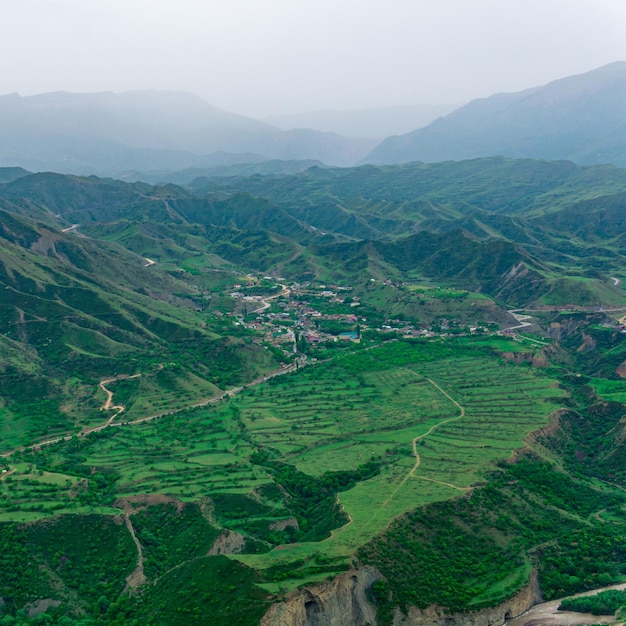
[247,284,290,315]
[507,309,534,331]
[94,373,142,429]
[0,360,301,460]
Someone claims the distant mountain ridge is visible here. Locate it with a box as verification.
[263,104,459,138]
[5,62,626,177]
[0,90,375,174]
[122,159,327,185]
[365,62,626,166]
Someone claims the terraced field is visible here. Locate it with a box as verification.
[0,404,265,522]
[102,367,221,421]
[235,342,564,584]
[240,366,454,463]
[1,338,564,591]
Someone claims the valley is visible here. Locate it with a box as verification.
[0,158,625,625]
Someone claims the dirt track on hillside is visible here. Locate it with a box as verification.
[382,372,469,508]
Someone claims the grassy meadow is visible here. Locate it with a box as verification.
[590,377,626,403]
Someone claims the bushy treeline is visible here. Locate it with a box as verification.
[0,515,135,624]
[559,589,626,615]
[251,451,381,544]
[131,503,220,578]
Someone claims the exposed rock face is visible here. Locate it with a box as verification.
[523,410,565,448]
[501,350,549,368]
[576,333,596,353]
[547,318,585,341]
[116,494,184,513]
[25,599,61,618]
[261,568,541,626]
[260,566,381,626]
[617,360,626,379]
[392,570,541,626]
[269,517,299,532]
[207,529,246,556]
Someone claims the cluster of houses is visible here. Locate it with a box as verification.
[222,279,493,354]
[227,282,363,350]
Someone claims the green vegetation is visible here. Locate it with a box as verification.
[0,514,135,622]
[0,338,570,619]
[558,590,626,615]
[232,339,562,584]
[590,377,626,403]
[360,456,626,614]
[1,159,626,623]
[131,502,220,578]
[128,556,272,626]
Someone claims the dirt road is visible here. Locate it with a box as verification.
[0,361,300,459]
[382,372,468,507]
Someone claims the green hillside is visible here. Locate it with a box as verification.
[0,208,282,451]
[2,336,626,624]
[0,158,626,624]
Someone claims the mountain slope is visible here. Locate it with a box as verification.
[0,91,374,174]
[0,206,281,449]
[365,62,626,166]
[2,159,625,318]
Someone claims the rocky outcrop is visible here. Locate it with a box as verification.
[547,318,585,341]
[392,570,541,626]
[260,565,382,626]
[24,599,61,618]
[116,494,184,513]
[261,568,541,626]
[576,333,596,353]
[207,529,246,556]
[269,517,299,532]
[501,350,549,368]
[523,409,565,448]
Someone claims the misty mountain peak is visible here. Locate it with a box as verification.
[364,62,626,166]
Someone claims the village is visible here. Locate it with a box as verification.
[211,275,495,359]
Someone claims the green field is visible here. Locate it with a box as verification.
[1,338,565,596]
[4,154,626,624]
[590,377,626,403]
[234,342,563,582]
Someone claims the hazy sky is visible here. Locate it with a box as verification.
[2,0,626,117]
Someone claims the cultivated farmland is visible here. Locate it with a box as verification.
[1,339,564,591]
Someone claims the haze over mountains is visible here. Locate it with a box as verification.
[0,90,376,175]
[0,62,625,180]
[366,61,626,166]
[3,59,626,625]
[262,104,459,139]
